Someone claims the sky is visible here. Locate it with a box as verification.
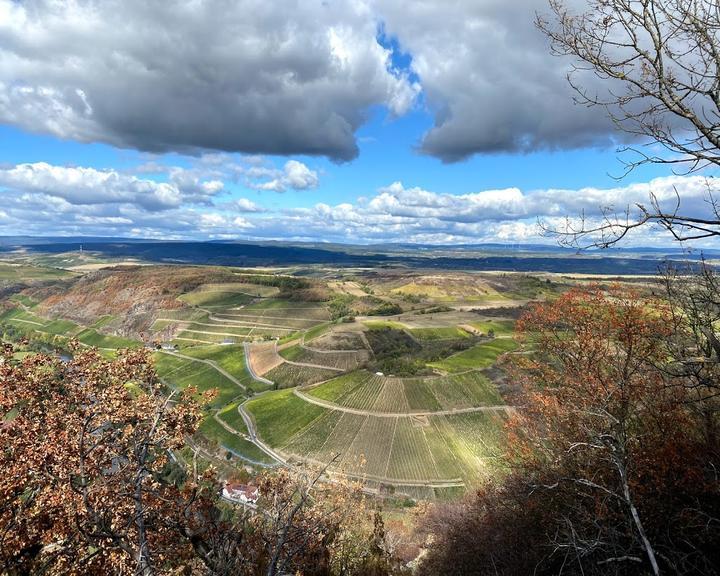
[0,0,716,246]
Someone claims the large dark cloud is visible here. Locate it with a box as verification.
[378,0,623,162]
[0,0,418,161]
[0,0,686,163]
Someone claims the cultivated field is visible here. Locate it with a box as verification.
[429,338,518,373]
[246,342,284,376]
[247,387,509,486]
[153,352,245,408]
[279,344,370,370]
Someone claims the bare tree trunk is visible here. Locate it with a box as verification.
[618,461,660,575]
[134,464,153,576]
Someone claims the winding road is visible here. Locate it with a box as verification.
[237,402,286,464]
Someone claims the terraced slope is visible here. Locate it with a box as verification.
[245,387,508,487]
[305,370,503,413]
[245,360,513,489]
[279,344,370,371]
[154,352,246,408]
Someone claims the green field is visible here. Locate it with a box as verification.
[469,320,516,337]
[0,263,74,281]
[0,308,140,351]
[429,338,518,373]
[265,362,339,388]
[245,389,326,447]
[198,417,275,465]
[306,371,373,402]
[362,319,406,330]
[75,328,140,349]
[9,294,38,307]
[302,321,333,342]
[279,344,367,370]
[258,403,508,484]
[308,370,502,412]
[178,344,272,393]
[154,352,245,408]
[408,326,472,340]
[179,289,255,308]
[157,293,331,346]
[217,401,249,435]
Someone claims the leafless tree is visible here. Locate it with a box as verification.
[537,0,720,247]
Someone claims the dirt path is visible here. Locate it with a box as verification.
[281,358,344,372]
[8,318,44,326]
[157,317,296,331]
[300,344,367,355]
[293,388,514,418]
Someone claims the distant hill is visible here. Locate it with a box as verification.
[0,237,712,275]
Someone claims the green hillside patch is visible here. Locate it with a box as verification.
[278,344,303,362]
[403,379,442,411]
[154,352,244,408]
[469,320,515,337]
[0,263,74,281]
[179,289,255,308]
[41,319,81,336]
[180,344,253,383]
[431,372,503,408]
[90,315,115,330]
[409,326,472,340]
[362,320,406,331]
[265,363,339,389]
[198,417,274,465]
[307,371,372,403]
[245,389,326,447]
[9,294,38,308]
[429,338,518,373]
[303,322,333,343]
[1,309,81,340]
[179,342,271,393]
[76,329,140,349]
[216,401,249,435]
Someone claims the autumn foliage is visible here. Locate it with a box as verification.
[0,344,402,575]
[419,286,720,575]
[0,345,210,573]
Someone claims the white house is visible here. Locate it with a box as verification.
[222,482,259,505]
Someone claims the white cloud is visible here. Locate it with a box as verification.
[252,161,319,192]
[0,163,191,211]
[0,0,690,165]
[228,198,265,213]
[0,160,714,247]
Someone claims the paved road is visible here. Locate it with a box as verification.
[293,388,514,418]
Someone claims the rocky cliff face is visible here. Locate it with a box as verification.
[34,265,237,336]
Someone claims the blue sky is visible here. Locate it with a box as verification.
[0,0,713,245]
